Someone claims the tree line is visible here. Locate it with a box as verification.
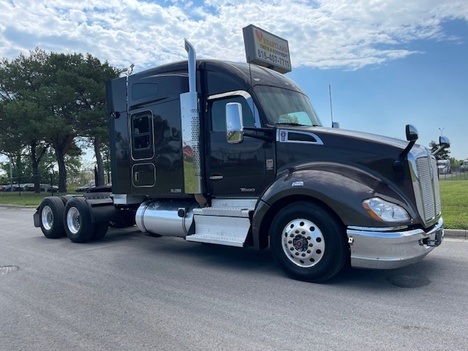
[0,48,121,192]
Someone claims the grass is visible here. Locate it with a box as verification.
[1,180,467,230]
[439,180,468,230]
[0,192,64,207]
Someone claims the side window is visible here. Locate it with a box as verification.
[131,111,153,159]
[210,96,255,132]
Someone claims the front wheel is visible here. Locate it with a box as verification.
[64,197,94,243]
[270,201,348,283]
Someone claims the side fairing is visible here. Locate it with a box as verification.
[107,78,131,195]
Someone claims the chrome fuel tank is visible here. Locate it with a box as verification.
[135,200,197,237]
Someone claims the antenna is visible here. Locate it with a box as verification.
[328,84,334,126]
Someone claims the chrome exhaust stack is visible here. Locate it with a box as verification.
[180,39,205,203]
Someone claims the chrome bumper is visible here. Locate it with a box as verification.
[347,219,444,269]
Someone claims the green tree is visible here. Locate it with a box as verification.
[40,52,119,190]
[71,54,120,186]
[0,49,119,192]
[0,49,50,192]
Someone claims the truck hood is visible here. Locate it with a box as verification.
[274,125,426,179]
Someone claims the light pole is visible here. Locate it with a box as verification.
[439,127,445,136]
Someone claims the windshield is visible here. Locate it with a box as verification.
[254,86,322,127]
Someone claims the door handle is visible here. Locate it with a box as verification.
[209,174,224,180]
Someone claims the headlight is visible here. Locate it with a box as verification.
[362,197,410,222]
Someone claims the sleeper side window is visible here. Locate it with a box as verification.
[131,111,154,159]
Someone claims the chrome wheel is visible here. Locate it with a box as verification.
[64,197,94,243]
[41,205,54,231]
[271,202,348,282]
[281,218,325,268]
[66,207,81,235]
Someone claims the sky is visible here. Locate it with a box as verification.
[1,0,467,160]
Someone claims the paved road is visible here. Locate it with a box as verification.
[1,207,467,351]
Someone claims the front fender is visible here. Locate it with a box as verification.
[251,164,417,249]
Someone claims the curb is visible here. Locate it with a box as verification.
[445,229,468,239]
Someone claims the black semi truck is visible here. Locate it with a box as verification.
[34,39,449,282]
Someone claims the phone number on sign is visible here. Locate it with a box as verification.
[257,50,290,68]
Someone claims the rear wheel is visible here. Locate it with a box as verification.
[39,197,66,238]
[64,197,94,243]
[270,201,348,283]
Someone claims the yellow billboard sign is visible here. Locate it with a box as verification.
[243,24,291,74]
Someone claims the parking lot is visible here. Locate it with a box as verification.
[1,207,468,351]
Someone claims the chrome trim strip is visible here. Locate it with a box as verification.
[208,90,261,128]
[211,198,257,210]
[113,194,146,205]
[276,129,324,145]
[347,225,409,232]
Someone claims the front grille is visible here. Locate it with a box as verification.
[410,149,441,226]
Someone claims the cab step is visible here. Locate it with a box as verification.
[186,206,251,247]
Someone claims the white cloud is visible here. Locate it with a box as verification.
[0,0,467,71]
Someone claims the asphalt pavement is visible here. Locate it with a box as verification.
[1,207,468,351]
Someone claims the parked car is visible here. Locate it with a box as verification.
[41,184,59,193]
[22,183,35,191]
[23,183,58,193]
[3,184,23,192]
[460,160,468,172]
[437,160,451,174]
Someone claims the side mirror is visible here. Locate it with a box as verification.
[432,135,451,157]
[395,124,419,171]
[439,135,450,148]
[226,102,244,144]
[405,124,419,142]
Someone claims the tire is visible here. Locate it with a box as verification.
[64,197,94,243]
[38,197,66,238]
[270,201,348,283]
[59,195,74,205]
[91,222,108,241]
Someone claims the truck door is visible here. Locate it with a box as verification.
[206,93,269,196]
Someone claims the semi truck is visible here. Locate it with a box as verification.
[34,38,449,282]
